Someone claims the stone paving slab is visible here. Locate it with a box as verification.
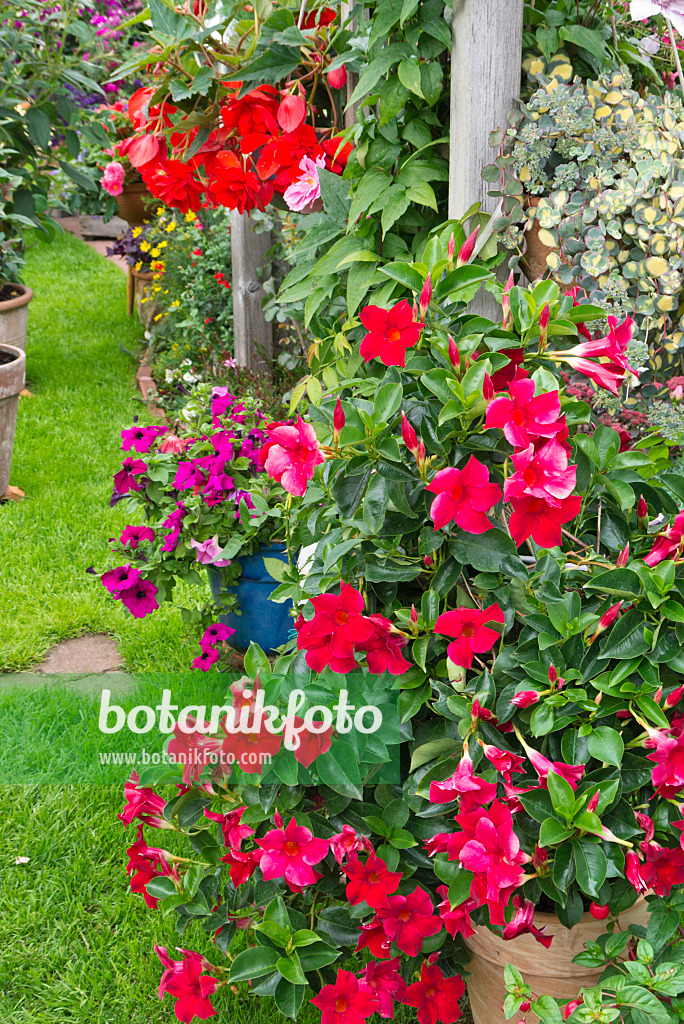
[33,634,124,674]
[0,671,137,698]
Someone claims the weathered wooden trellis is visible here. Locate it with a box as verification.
[230,0,525,367]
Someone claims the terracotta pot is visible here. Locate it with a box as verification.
[521,196,556,283]
[0,344,26,496]
[0,283,33,351]
[116,182,156,226]
[132,269,157,328]
[465,900,649,1024]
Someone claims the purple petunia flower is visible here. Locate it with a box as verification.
[101,563,140,595]
[120,525,155,549]
[113,458,147,494]
[120,579,159,618]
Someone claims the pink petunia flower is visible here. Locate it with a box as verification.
[120,578,159,618]
[102,562,140,595]
[426,456,502,533]
[190,536,231,566]
[120,525,155,549]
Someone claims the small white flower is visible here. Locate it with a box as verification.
[14,856,29,865]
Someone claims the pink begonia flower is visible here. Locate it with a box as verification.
[259,416,325,496]
[284,154,326,211]
[630,0,684,36]
[429,753,497,805]
[101,160,125,196]
[256,817,330,890]
[190,536,231,566]
[504,440,577,507]
[426,456,502,533]
[502,895,552,948]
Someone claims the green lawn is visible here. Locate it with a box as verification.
[0,231,198,672]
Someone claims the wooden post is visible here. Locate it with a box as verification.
[448,0,524,221]
[230,211,273,373]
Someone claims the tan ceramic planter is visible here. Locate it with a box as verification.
[0,283,33,351]
[0,344,26,495]
[465,900,649,1024]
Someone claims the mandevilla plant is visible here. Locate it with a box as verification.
[119,239,684,1024]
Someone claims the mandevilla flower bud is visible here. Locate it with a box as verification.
[423,554,433,567]
[447,233,455,267]
[332,397,345,445]
[637,494,649,529]
[448,335,460,370]
[587,790,600,813]
[401,412,419,455]
[666,684,684,708]
[483,372,494,401]
[502,271,514,331]
[456,226,478,267]
[511,690,540,708]
[410,604,418,626]
[589,902,610,920]
[419,274,432,318]
[538,302,550,350]
[594,600,623,637]
[616,542,630,567]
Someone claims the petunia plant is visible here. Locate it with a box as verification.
[118,236,684,1024]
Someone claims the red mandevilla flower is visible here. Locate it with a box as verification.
[374,887,442,957]
[504,440,577,507]
[311,970,378,1024]
[155,946,218,1024]
[485,378,564,449]
[427,456,502,533]
[256,817,329,891]
[401,962,465,1024]
[433,603,504,669]
[343,851,403,909]
[295,583,375,673]
[359,300,424,367]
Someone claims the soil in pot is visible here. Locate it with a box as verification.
[0,284,23,303]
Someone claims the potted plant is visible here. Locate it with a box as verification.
[106,224,159,325]
[112,232,684,1023]
[98,383,303,662]
[0,341,25,497]
[0,230,32,351]
[94,98,159,225]
[484,67,684,379]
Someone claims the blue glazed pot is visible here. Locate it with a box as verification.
[206,543,293,654]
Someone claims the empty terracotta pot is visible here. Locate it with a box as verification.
[0,283,33,351]
[465,900,649,1024]
[0,344,26,497]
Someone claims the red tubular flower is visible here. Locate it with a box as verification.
[285,715,333,768]
[510,690,540,709]
[502,895,552,948]
[538,303,550,348]
[375,886,442,957]
[167,717,223,785]
[456,227,478,268]
[126,832,176,908]
[490,346,525,392]
[482,744,525,781]
[644,510,684,566]
[589,902,610,920]
[485,378,563,448]
[330,825,365,865]
[356,614,412,675]
[433,603,504,669]
[156,946,218,1024]
[508,494,582,548]
[343,851,403,909]
[447,234,455,264]
[333,397,345,443]
[525,748,585,790]
[204,805,254,849]
[448,335,459,369]
[504,440,577,507]
[119,772,168,828]
[436,886,477,939]
[296,583,376,673]
[592,600,623,638]
[637,494,649,528]
[402,963,465,1024]
[616,542,630,567]
[429,753,497,805]
[427,456,502,533]
[259,415,325,496]
[208,151,274,214]
[311,970,378,1024]
[639,842,684,896]
[358,958,406,1019]
[256,817,330,891]
[645,723,684,798]
[359,300,424,367]
[221,847,260,886]
[220,714,283,774]
[501,271,514,331]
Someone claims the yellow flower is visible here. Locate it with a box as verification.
[150,248,160,257]
[158,239,168,248]
[154,314,163,322]
[170,300,180,308]
[139,240,150,252]
[131,227,142,238]
[166,221,177,233]
[134,261,142,271]
[184,210,196,222]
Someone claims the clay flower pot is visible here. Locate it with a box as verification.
[0,343,26,496]
[116,182,156,226]
[130,268,157,328]
[465,900,649,1024]
[0,283,33,351]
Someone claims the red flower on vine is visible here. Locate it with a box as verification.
[359,300,424,367]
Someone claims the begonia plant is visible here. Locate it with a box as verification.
[117,236,684,1023]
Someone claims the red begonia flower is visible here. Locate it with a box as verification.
[321,135,353,173]
[433,604,504,669]
[427,456,502,533]
[277,94,307,132]
[142,159,204,213]
[359,300,424,366]
[209,151,274,213]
